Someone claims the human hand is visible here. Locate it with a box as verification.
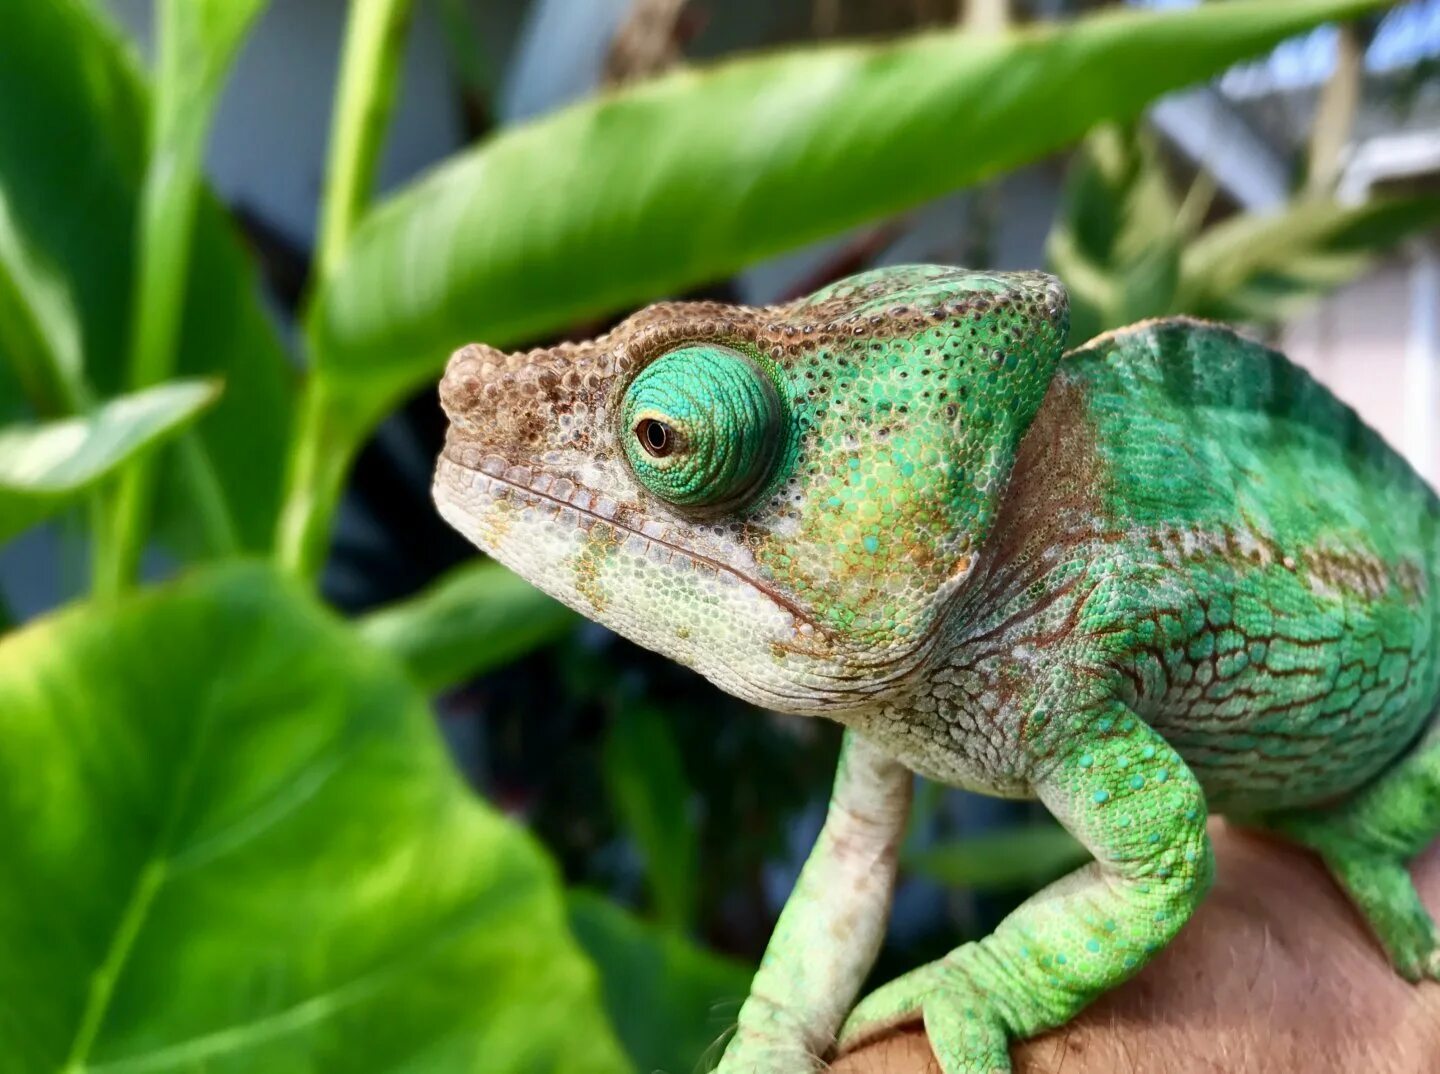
[832,820,1440,1074]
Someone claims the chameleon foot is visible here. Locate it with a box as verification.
[838,959,1012,1074]
[1255,725,1440,982]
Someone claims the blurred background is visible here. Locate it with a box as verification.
[2,1,1440,1072]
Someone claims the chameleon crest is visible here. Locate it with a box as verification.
[434,266,1068,715]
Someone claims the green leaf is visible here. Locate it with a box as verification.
[602,705,699,934]
[358,558,577,692]
[1179,195,1440,325]
[0,0,293,554]
[1046,124,1183,343]
[0,380,220,545]
[310,0,1391,414]
[905,824,1090,893]
[569,891,752,1074]
[0,563,630,1074]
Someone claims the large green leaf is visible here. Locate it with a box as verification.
[0,380,219,545]
[1178,195,1440,324]
[359,558,577,692]
[570,891,752,1074]
[0,0,294,553]
[0,564,630,1074]
[309,0,1390,413]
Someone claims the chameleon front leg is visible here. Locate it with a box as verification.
[718,729,912,1074]
[839,706,1214,1074]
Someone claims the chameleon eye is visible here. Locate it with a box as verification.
[635,417,675,458]
[620,345,785,512]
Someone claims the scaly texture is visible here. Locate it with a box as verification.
[433,266,1440,1073]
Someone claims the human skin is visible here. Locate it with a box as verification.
[835,824,1440,1074]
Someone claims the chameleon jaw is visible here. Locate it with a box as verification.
[432,452,886,717]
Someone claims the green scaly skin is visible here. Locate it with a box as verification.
[432,266,1440,1073]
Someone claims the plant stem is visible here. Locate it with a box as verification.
[95,0,268,596]
[274,381,361,581]
[316,0,415,284]
[277,0,414,584]
[96,149,205,597]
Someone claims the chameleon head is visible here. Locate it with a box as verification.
[434,265,1068,719]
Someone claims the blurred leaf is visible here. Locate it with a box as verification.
[0,0,294,554]
[570,890,752,1074]
[0,563,630,1074]
[0,380,219,545]
[1179,195,1440,324]
[905,824,1090,892]
[0,186,88,417]
[359,558,578,692]
[603,705,699,935]
[1047,124,1182,343]
[310,0,1389,417]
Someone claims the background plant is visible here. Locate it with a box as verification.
[0,1,1435,1071]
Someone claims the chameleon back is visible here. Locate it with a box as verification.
[1054,319,1440,812]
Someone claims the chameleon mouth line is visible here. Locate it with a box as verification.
[441,450,824,634]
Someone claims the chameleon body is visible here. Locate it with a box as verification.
[433,265,1440,1073]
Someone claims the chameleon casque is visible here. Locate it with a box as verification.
[432,265,1440,1073]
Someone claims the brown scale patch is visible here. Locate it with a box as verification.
[572,520,621,614]
[956,372,1107,621]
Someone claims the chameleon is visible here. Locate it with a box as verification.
[432,264,1440,1073]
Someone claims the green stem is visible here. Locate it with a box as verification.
[95,0,268,596]
[274,380,370,581]
[315,0,415,283]
[96,153,205,597]
[277,0,414,584]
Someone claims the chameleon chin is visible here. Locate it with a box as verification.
[433,264,1440,1074]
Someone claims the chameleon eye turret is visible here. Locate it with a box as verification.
[619,344,787,513]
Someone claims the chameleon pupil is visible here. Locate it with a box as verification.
[639,418,672,457]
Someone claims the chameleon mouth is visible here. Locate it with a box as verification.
[437,447,825,637]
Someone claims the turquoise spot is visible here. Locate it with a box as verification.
[1148,832,1162,845]
[827,496,842,507]
[1078,753,1094,768]
[1104,920,1117,932]
[1093,790,1110,804]
[1085,939,1101,953]
[1097,716,1114,732]
[1130,775,1145,790]
[1157,769,1169,784]
[1055,953,1067,965]
[1115,755,1130,769]
[863,535,879,554]
[1154,911,1168,923]
[1141,745,1156,760]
